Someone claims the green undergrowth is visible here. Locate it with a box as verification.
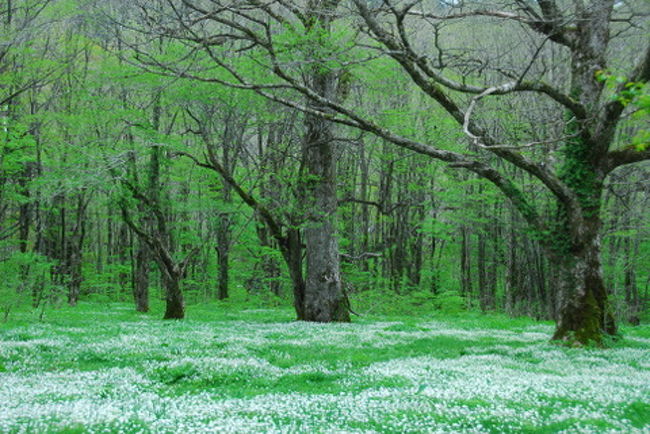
[1,302,649,433]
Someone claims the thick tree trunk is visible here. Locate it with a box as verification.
[303,214,349,321]
[301,107,349,322]
[299,0,349,323]
[162,269,185,320]
[408,189,425,288]
[551,219,617,345]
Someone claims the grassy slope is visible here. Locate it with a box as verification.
[0,302,649,433]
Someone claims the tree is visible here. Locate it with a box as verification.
[119,0,649,343]
[121,0,352,321]
[347,0,650,345]
[299,0,350,322]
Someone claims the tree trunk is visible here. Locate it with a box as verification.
[477,229,490,311]
[460,225,472,300]
[215,213,230,300]
[300,0,349,323]
[17,162,33,253]
[162,269,185,320]
[283,227,306,320]
[301,106,349,322]
[133,238,150,312]
[255,220,281,296]
[551,218,617,345]
[67,195,87,306]
[623,237,640,325]
[505,216,518,315]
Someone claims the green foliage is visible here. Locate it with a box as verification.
[349,288,467,316]
[0,251,55,320]
[597,70,650,150]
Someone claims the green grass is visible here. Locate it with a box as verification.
[1,302,649,433]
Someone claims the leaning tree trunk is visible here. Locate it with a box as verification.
[280,227,307,319]
[551,216,617,345]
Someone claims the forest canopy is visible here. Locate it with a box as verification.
[0,0,649,348]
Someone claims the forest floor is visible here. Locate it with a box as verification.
[0,303,649,433]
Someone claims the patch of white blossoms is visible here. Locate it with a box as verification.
[1,313,648,433]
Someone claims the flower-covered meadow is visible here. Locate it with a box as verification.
[1,304,649,433]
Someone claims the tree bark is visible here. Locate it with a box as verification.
[282,227,307,320]
[133,237,150,312]
[215,213,231,300]
[460,225,472,300]
[299,0,349,322]
[162,268,185,319]
[551,216,617,345]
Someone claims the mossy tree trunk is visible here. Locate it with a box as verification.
[550,214,617,345]
[549,0,616,344]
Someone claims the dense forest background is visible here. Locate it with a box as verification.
[1,0,648,345]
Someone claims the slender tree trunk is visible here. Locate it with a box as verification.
[17,162,33,253]
[215,179,233,301]
[133,238,150,312]
[623,237,640,325]
[460,226,472,300]
[359,142,371,290]
[504,209,518,315]
[255,219,281,296]
[215,214,230,300]
[478,229,489,311]
[282,228,306,320]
